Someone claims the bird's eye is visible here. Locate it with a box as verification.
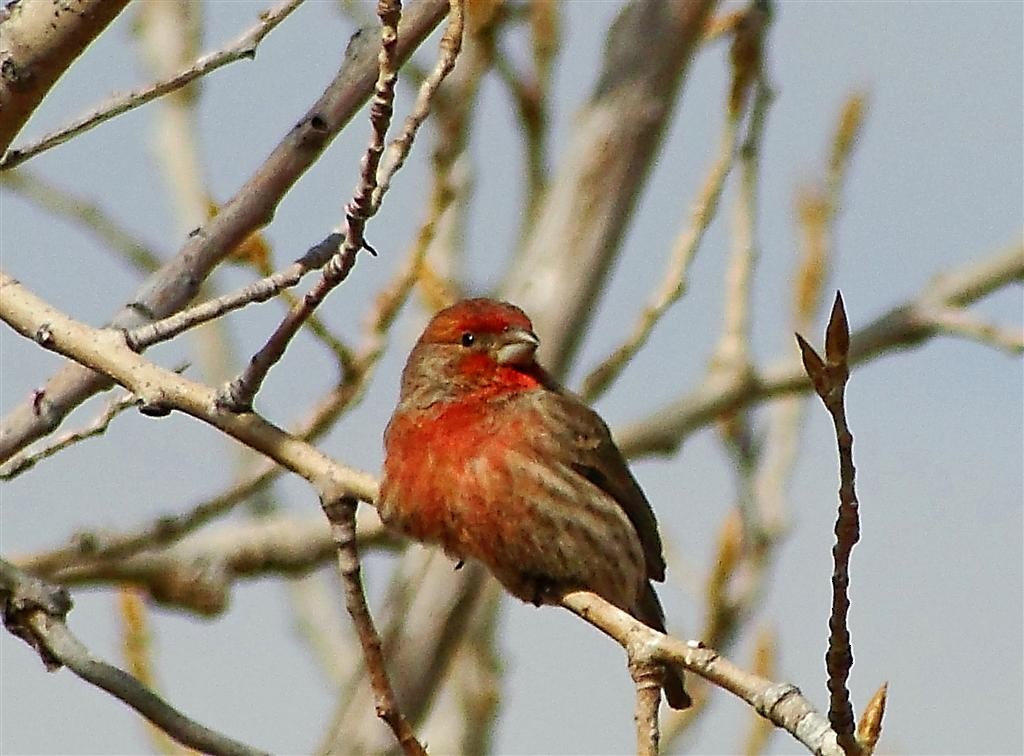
[460,332,475,347]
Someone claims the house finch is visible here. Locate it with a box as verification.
[379,298,690,709]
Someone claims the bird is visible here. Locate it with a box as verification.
[379,297,689,709]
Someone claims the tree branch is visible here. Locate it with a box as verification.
[0,0,130,152]
[560,590,844,756]
[616,244,1024,458]
[0,0,304,170]
[0,0,451,465]
[0,559,267,756]
[0,272,377,502]
[321,497,426,756]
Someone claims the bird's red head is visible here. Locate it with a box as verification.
[401,298,547,403]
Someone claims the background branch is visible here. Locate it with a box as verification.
[0,0,451,464]
[0,0,304,170]
[0,559,267,756]
[617,244,1024,458]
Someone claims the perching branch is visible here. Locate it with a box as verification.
[0,0,304,170]
[0,559,267,756]
[560,590,844,756]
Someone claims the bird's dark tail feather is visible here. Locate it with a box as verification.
[636,583,692,710]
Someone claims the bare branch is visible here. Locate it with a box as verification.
[560,590,844,756]
[216,0,409,412]
[0,0,451,465]
[0,0,130,152]
[0,273,377,502]
[616,244,1024,458]
[0,0,304,170]
[795,293,862,755]
[321,497,426,756]
[0,559,267,756]
[0,390,135,480]
[124,234,343,352]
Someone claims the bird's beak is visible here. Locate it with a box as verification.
[494,328,539,366]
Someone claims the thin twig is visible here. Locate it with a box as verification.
[124,234,343,352]
[0,559,267,756]
[795,292,862,756]
[0,0,451,465]
[321,497,426,756]
[0,391,136,480]
[217,0,406,412]
[373,0,466,211]
[0,0,305,170]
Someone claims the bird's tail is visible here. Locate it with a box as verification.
[635,583,691,709]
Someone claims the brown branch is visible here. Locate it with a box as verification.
[0,0,451,465]
[321,497,426,756]
[795,293,862,755]
[0,559,267,756]
[0,0,130,152]
[560,590,845,756]
[0,0,304,170]
[616,244,1024,458]
[216,0,406,412]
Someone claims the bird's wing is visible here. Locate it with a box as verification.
[527,388,668,583]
